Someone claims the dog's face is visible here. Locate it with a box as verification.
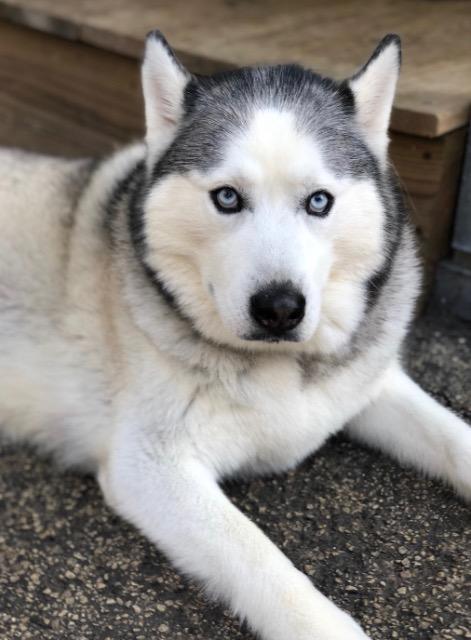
[139,33,401,354]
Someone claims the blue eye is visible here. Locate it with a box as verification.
[210,186,243,214]
[306,190,333,217]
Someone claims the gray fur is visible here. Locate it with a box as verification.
[133,61,410,363]
[152,65,377,182]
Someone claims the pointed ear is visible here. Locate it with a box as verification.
[348,34,401,159]
[141,31,191,158]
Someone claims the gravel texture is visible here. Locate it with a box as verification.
[0,306,470,640]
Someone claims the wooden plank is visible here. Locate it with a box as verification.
[0,20,466,296]
[390,128,468,288]
[0,0,469,138]
[0,20,143,156]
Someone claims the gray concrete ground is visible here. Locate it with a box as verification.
[0,305,470,640]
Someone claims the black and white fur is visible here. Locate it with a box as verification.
[0,32,469,640]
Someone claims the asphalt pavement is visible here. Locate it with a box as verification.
[1,304,470,640]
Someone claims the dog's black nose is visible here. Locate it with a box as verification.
[250,283,305,334]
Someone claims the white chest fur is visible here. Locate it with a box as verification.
[122,344,390,482]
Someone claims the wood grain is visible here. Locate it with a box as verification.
[0,20,143,156]
[0,0,469,137]
[390,128,467,286]
[0,20,465,290]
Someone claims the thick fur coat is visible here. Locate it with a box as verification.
[0,33,469,640]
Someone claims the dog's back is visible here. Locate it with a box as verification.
[0,150,91,312]
[0,150,111,465]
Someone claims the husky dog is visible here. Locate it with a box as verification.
[0,31,469,639]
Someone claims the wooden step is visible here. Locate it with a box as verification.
[0,0,469,293]
[0,0,469,138]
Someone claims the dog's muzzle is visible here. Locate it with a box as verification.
[249,282,305,338]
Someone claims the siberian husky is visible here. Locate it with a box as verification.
[0,31,469,639]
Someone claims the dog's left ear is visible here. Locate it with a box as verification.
[348,34,401,159]
[141,31,191,160]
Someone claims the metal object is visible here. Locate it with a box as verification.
[433,119,471,320]
[452,120,471,256]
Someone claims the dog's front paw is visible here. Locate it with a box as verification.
[307,607,370,640]
[326,612,370,640]
[446,418,471,502]
[453,446,471,502]
[265,573,371,640]
[287,611,370,640]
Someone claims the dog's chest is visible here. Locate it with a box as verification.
[180,356,357,478]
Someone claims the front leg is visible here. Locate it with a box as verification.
[346,363,471,500]
[99,423,369,640]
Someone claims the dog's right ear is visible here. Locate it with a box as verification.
[141,31,191,160]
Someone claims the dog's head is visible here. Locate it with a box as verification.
[137,32,401,354]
